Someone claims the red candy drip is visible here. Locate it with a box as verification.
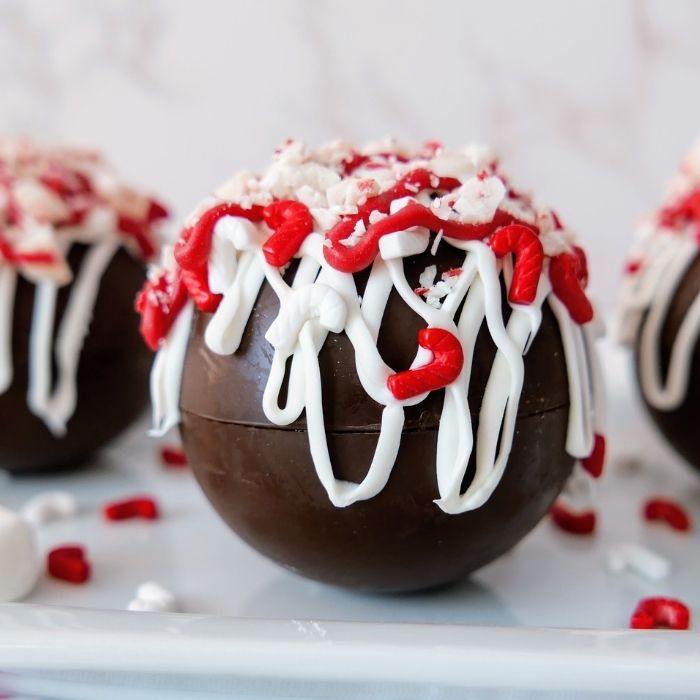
[117,215,157,259]
[47,545,91,584]
[549,246,594,324]
[631,597,691,630]
[659,189,700,230]
[135,269,189,351]
[262,200,313,267]
[103,496,160,521]
[174,203,264,312]
[117,200,168,260]
[387,327,464,400]
[550,503,596,535]
[490,224,544,304]
[581,433,606,478]
[0,229,58,266]
[643,498,691,532]
[160,445,188,468]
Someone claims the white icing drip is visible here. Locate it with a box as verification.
[26,239,119,435]
[0,266,17,393]
[150,300,194,437]
[548,295,595,458]
[151,211,598,513]
[633,237,699,410]
[147,141,598,512]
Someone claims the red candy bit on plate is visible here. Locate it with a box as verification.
[549,246,594,324]
[581,433,606,479]
[643,498,691,532]
[103,496,160,522]
[47,545,91,584]
[490,224,544,305]
[631,597,691,630]
[550,503,596,535]
[387,328,464,400]
[160,445,188,468]
[262,200,313,267]
[135,269,189,351]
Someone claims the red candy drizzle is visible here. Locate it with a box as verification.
[659,189,700,230]
[581,433,606,479]
[0,229,58,266]
[135,269,189,351]
[550,503,596,535]
[387,328,464,400]
[490,224,544,304]
[323,168,508,273]
[643,498,691,532]
[631,597,691,630]
[137,153,597,351]
[174,203,264,312]
[262,200,313,267]
[103,496,160,521]
[549,246,594,324]
[47,545,91,584]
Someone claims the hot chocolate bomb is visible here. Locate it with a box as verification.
[621,139,700,470]
[140,140,605,591]
[0,139,166,473]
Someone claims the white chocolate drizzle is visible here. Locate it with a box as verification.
[0,138,165,434]
[619,138,700,411]
[27,239,119,435]
[150,140,601,513]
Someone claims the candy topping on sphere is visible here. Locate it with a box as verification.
[140,139,604,515]
[0,137,167,436]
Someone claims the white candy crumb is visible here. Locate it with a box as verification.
[431,230,444,256]
[127,581,178,613]
[418,265,437,290]
[607,543,671,581]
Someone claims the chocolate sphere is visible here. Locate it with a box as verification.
[180,244,576,592]
[634,253,700,470]
[0,245,151,474]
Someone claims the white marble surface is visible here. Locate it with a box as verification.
[1,0,699,314]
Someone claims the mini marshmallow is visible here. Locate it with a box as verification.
[607,543,671,581]
[0,505,40,602]
[127,581,177,613]
[379,229,430,260]
[20,491,78,527]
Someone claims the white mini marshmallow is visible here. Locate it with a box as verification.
[0,505,40,602]
[20,491,78,528]
[607,543,671,581]
[127,581,177,613]
[379,229,430,260]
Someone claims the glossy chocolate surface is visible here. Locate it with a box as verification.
[0,245,151,474]
[181,247,575,591]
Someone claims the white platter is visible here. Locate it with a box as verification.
[1,339,699,698]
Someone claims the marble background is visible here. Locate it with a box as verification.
[1,0,699,313]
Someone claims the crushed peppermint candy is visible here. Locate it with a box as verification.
[415,264,460,308]
[0,137,166,281]
[338,219,367,248]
